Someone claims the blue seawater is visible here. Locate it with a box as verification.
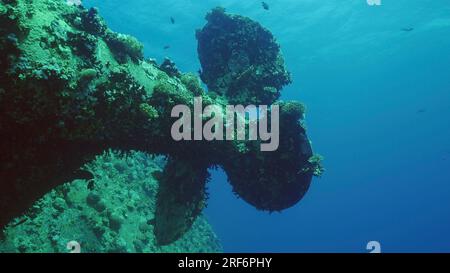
[86,0,450,253]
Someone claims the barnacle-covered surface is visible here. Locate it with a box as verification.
[0,151,222,253]
[0,0,323,248]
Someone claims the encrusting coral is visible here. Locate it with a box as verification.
[196,7,291,105]
[0,150,222,253]
[0,0,323,247]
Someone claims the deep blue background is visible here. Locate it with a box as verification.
[85,0,450,252]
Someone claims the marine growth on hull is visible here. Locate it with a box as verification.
[0,0,323,252]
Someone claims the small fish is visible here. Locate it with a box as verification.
[87,180,95,191]
[262,2,269,10]
[66,0,82,6]
[402,27,414,32]
[151,170,164,181]
[417,109,426,114]
[147,218,156,225]
[71,170,94,181]
[11,217,28,227]
[163,45,171,50]
[170,17,175,24]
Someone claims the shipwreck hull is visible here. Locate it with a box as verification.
[0,0,321,245]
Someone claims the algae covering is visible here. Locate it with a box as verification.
[0,151,222,253]
[0,0,323,249]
